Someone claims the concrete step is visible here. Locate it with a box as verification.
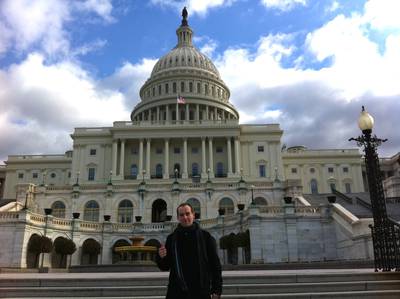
[1,270,399,298]
[6,291,400,299]
[1,280,400,297]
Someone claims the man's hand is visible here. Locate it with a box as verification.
[211,294,220,299]
[158,244,167,258]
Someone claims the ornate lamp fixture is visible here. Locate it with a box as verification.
[349,106,399,272]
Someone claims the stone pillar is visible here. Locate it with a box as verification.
[146,139,151,179]
[214,107,218,120]
[176,103,179,121]
[141,111,144,121]
[139,139,144,177]
[166,104,169,122]
[112,140,118,177]
[227,137,233,176]
[201,137,207,178]
[164,139,169,179]
[205,105,209,120]
[156,106,160,122]
[196,104,200,121]
[186,104,189,121]
[234,138,241,175]
[208,138,214,177]
[183,138,188,178]
[119,139,125,178]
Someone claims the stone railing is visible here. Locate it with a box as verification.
[0,211,20,221]
[294,206,321,215]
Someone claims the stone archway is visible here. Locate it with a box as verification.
[81,238,101,265]
[112,239,130,264]
[152,199,167,222]
[26,234,41,268]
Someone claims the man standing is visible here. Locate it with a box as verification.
[156,203,222,299]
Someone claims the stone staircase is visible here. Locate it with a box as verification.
[1,269,400,298]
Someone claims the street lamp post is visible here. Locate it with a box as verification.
[349,106,399,272]
[138,170,146,219]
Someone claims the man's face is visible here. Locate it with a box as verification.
[177,205,195,227]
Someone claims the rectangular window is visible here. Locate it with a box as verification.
[88,168,95,181]
[32,172,38,179]
[18,173,24,179]
[131,147,138,155]
[189,82,193,92]
[156,148,163,154]
[216,146,223,153]
[328,167,334,173]
[173,82,177,93]
[197,82,201,93]
[68,172,71,178]
[174,147,181,154]
[90,149,96,156]
[165,83,169,94]
[343,167,349,173]
[291,168,297,174]
[259,165,266,177]
[181,81,185,92]
[257,146,264,152]
[158,85,161,95]
[192,147,199,154]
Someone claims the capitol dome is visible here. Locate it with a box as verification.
[131,8,238,122]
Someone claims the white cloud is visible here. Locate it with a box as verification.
[363,0,400,30]
[214,2,400,156]
[150,0,235,16]
[0,53,130,161]
[326,1,340,13]
[260,0,307,12]
[0,0,114,57]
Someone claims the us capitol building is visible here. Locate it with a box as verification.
[1,10,399,269]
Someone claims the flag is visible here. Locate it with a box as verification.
[177,95,185,104]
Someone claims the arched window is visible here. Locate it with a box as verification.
[152,199,167,222]
[118,200,133,223]
[83,200,99,222]
[192,163,199,177]
[216,162,224,177]
[131,164,138,178]
[156,164,163,178]
[219,197,234,215]
[81,239,101,265]
[186,198,201,219]
[51,201,66,218]
[310,179,318,194]
[345,182,352,194]
[254,197,267,206]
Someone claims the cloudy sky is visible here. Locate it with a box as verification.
[1,0,399,164]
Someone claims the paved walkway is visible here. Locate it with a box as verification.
[0,268,377,279]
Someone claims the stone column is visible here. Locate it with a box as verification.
[208,138,214,177]
[112,140,118,177]
[227,137,233,176]
[205,106,209,120]
[156,106,160,122]
[196,104,200,121]
[119,139,125,178]
[235,138,241,175]
[166,104,169,122]
[164,139,169,179]
[183,138,188,178]
[214,107,218,120]
[201,137,207,178]
[186,104,189,121]
[139,139,144,176]
[146,139,151,179]
[176,103,179,121]
[141,112,144,121]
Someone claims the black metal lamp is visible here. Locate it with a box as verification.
[172,169,181,193]
[349,106,399,272]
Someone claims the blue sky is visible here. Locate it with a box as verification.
[1,0,400,163]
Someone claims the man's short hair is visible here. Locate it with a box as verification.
[176,203,194,216]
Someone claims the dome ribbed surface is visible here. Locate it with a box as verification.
[150,46,220,78]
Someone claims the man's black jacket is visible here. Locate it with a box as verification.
[156,222,222,299]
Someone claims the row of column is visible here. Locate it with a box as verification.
[134,103,234,122]
[111,137,241,179]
